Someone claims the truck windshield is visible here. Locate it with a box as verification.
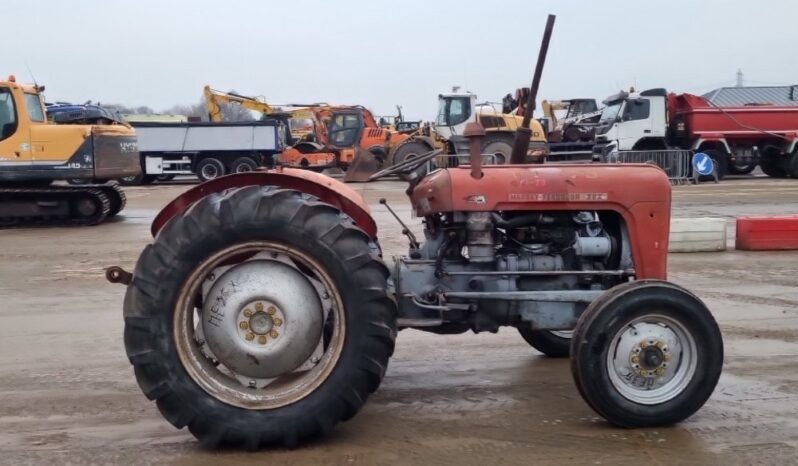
[599,101,623,124]
[0,88,18,141]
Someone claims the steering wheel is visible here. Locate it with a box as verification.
[368,149,443,181]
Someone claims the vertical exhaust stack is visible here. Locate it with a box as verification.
[510,14,556,164]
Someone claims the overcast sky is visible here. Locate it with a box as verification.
[4,0,796,119]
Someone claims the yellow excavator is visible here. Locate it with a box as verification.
[0,75,139,226]
[203,85,315,141]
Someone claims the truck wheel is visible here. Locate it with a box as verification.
[788,150,798,178]
[700,149,727,181]
[760,151,788,178]
[118,174,144,186]
[123,186,396,448]
[231,157,258,174]
[728,156,758,175]
[570,280,723,427]
[481,133,514,165]
[196,157,226,182]
[517,328,572,357]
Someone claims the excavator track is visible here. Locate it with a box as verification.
[98,182,127,217]
[0,185,111,228]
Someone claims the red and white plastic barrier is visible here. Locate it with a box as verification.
[736,216,798,251]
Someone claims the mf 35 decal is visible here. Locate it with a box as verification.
[509,192,609,202]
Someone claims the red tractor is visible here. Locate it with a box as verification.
[110,121,723,448]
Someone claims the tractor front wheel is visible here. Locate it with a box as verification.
[570,280,723,427]
[123,186,396,448]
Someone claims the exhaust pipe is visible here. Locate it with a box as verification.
[510,14,556,164]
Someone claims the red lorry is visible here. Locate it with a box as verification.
[592,88,798,178]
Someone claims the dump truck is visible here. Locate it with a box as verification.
[127,120,284,183]
[592,88,798,179]
[0,76,137,226]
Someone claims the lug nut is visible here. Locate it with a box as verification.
[640,369,649,377]
[273,317,283,327]
[270,330,279,339]
[258,335,268,344]
[239,321,249,330]
[255,302,264,312]
[655,367,666,376]
[244,308,253,317]
[631,355,640,364]
[245,333,255,341]
[656,340,665,349]
[267,306,277,315]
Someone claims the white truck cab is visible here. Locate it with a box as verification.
[593,88,668,159]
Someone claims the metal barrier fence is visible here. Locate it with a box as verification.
[606,150,692,185]
[434,153,500,169]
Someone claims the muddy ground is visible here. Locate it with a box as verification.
[1,176,797,465]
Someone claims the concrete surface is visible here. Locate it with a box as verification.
[1,176,797,465]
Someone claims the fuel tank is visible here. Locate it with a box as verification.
[411,163,672,279]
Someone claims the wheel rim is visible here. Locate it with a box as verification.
[606,314,697,405]
[174,241,345,410]
[201,164,220,179]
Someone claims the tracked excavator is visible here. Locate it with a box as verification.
[0,76,139,226]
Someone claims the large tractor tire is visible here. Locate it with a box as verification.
[390,141,433,166]
[571,280,723,427]
[760,150,789,178]
[480,133,514,165]
[123,186,397,448]
[517,327,572,357]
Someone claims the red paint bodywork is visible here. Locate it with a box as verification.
[411,164,672,279]
[736,215,798,251]
[668,93,798,144]
[151,169,377,238]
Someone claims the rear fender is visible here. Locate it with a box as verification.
[151,168,377,238]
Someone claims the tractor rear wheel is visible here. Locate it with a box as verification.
[480,133,514,165]
[517,327,572,357]
[570,280,723,427]
[123,186,396,448]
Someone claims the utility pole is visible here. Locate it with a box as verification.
[736,68,744,87]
